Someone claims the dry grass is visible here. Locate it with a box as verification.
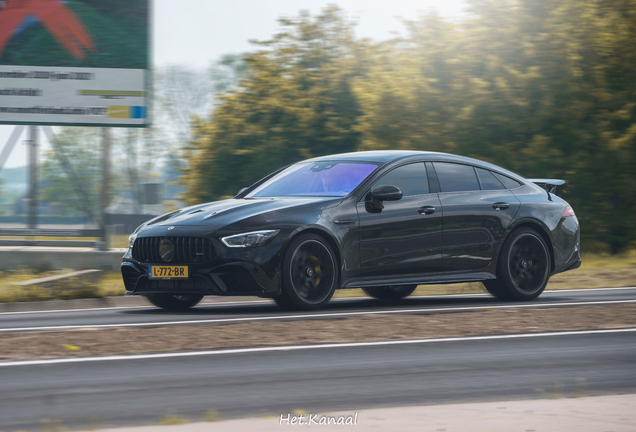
[0,269,125,302]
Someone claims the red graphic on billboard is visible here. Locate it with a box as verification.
[0,0,97,60]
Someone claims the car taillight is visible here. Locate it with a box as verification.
[562,205,575,217]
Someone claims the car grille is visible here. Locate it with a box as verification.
[132,236,215,264]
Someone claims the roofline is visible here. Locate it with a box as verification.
[305,150,527,182]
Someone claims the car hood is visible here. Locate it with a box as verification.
[140,196,341,233]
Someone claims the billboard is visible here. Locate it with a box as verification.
[0,0,150,127]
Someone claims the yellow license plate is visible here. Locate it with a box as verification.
[149,266,189,279]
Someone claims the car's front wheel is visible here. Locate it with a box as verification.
[145,294,204,311]
[362,285,417,300]
[276,233,338,310]
[485,227,551,301]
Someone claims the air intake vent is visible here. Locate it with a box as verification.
[132,237,215,264]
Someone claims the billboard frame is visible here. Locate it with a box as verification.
[0,0,153,128]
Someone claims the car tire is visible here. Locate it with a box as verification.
[487,227,551,301]
[145,294,204,311]
[362,285,417,300]
[272,294,294,309]
[278,233,339,310]
[483,279,509,300]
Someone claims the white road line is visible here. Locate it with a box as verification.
[1,327,635,368]
[1,299,635,333]
[0,286,633,316]
[0,299,271,315]
[546,286,636,293]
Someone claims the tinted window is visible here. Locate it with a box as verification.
[374,163,428,197]
[247,162,378,197]
[433,162,480,192]
[476,168,506,190]
[492,172,523,189]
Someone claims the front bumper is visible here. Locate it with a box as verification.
[121,235,285,297]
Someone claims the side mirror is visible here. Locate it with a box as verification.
[369,185,403,202]
[235,187,248,197]
[365,185,403,213]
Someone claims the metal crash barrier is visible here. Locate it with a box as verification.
[0,228,105,249]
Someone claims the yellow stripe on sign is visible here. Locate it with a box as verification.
[106,106,130,118]
[79,90,146,96]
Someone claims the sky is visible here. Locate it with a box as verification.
[0,0,466,169]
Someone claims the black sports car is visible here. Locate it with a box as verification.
[121,151,581,310]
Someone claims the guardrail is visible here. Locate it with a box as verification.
[0,228,105,248]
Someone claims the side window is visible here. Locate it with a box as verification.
[373,163,429,197]
[433,162,480,193]
[476,167,506,190]
[492,172,523,189]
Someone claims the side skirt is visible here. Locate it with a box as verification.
[341,272,496,289]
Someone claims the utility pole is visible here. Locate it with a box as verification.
[27,125,38,229]
[100,128,111,248]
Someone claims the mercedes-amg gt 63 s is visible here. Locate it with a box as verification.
[121,151,581,311]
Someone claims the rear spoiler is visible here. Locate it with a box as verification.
[527,179,567,200]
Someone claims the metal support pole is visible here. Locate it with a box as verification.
[100,128,111,248]
[27,125,38,229]
[0,126,25,176]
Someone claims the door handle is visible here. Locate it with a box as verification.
[418,206,436,215]
[492,202,510,210]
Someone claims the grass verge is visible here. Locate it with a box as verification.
[0,252,634,303]
[0,270,125,302]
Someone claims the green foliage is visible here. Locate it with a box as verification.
[181,6,369,202]
[182,1,636,252]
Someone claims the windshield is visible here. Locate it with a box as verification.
[246,161,379,198]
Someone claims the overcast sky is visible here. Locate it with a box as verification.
[0,0,466,169]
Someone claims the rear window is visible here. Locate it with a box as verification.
[492,172,523,189]
[433,162,480,193]
[476,168,506,190]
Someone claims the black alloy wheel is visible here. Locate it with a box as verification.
[362,284,417,300]
[485,227,550,301]
[275,233,338,310]
[145,294,204,311]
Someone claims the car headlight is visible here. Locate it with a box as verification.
[221,230,280,247]
[128,232,138,249]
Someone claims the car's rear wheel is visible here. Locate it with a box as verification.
[145,294,204,311]
[486,227,551,301]
[277,233,338,310]
[362,285,417,300]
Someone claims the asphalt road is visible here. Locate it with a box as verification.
[0,287,635,332]
[0,330,635,431]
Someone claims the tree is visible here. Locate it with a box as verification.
[39,127,103,220]
[180,1,636,252]
[154,65,215,150]
[209,53,249,93]
[353,0,636,252]
[181,5,370,203]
